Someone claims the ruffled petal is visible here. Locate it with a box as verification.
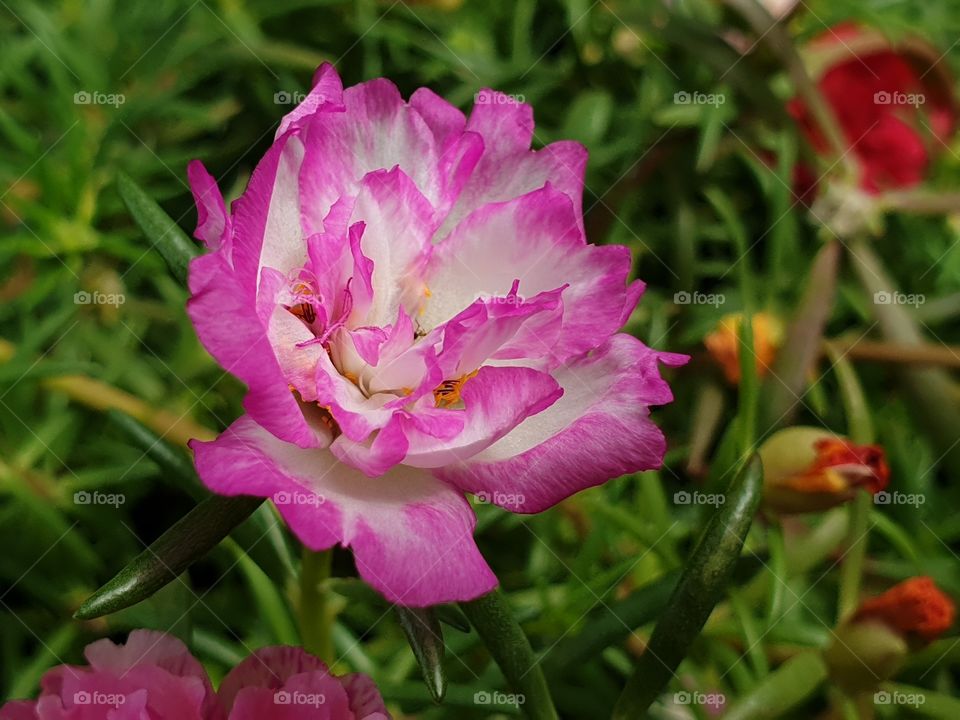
[298,78,444,236]
[346,167,435,326]
[187,253,329,448]
[187,160,230,251]
[191,416,497,605]
[218,647,327,712]
[422,185,634,360]
[433,89,586,240]
[402,365,562,468]
[229,672,352,720]
[436,335,687,512]
[276,62,345,137]
[232,132,308,290]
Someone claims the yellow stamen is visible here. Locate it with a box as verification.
[419,284,432,317]
[433,369,479,408]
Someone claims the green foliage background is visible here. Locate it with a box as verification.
[2,0,960,717]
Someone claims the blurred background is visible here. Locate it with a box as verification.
[3,0,960,717]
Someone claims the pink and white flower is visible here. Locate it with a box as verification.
[0,631,390,720]
[186,64,684,606]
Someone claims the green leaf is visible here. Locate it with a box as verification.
[722,652,828,720]
[396,606,446,703]
[460,588,558,720]
[766,241,841,428]
[434,604,471,633]
[117,171,198,285]
[613,455,764,719]
[543,571,678,676]
[74,495,263,619]
[848,238,960,477]
[107,409,199,489]
[225,538,298,645]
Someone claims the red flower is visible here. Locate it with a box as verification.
[789,23,956,195]
[855,576,956,644]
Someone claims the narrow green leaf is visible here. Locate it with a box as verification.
[544,571,677,676]
[224,538,298,645]
[722,652,828,720]
[766,241,841,428]
[613,455,764,719]
[824,344,875,445]
[396,607,446,703]
[74,495,263,619]
[107,409,199,487]
[460,588,558,720]
[434,604,471,633]
[882,684,960,719]
[117,172,198,285]
[848,238,960,476]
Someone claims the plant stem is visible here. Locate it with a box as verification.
[837,490,871,621]
[461,588,558,720]
[300,547,334,663]
[723,0,858,181]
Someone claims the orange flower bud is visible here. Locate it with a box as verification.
[759,427,889,514]
[704,312,782,385]
[826,577,955,692]
[854,577,956,644]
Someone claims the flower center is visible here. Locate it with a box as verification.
[433,370,478,408]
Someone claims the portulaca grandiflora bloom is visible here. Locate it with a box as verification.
[186,64,685,606]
